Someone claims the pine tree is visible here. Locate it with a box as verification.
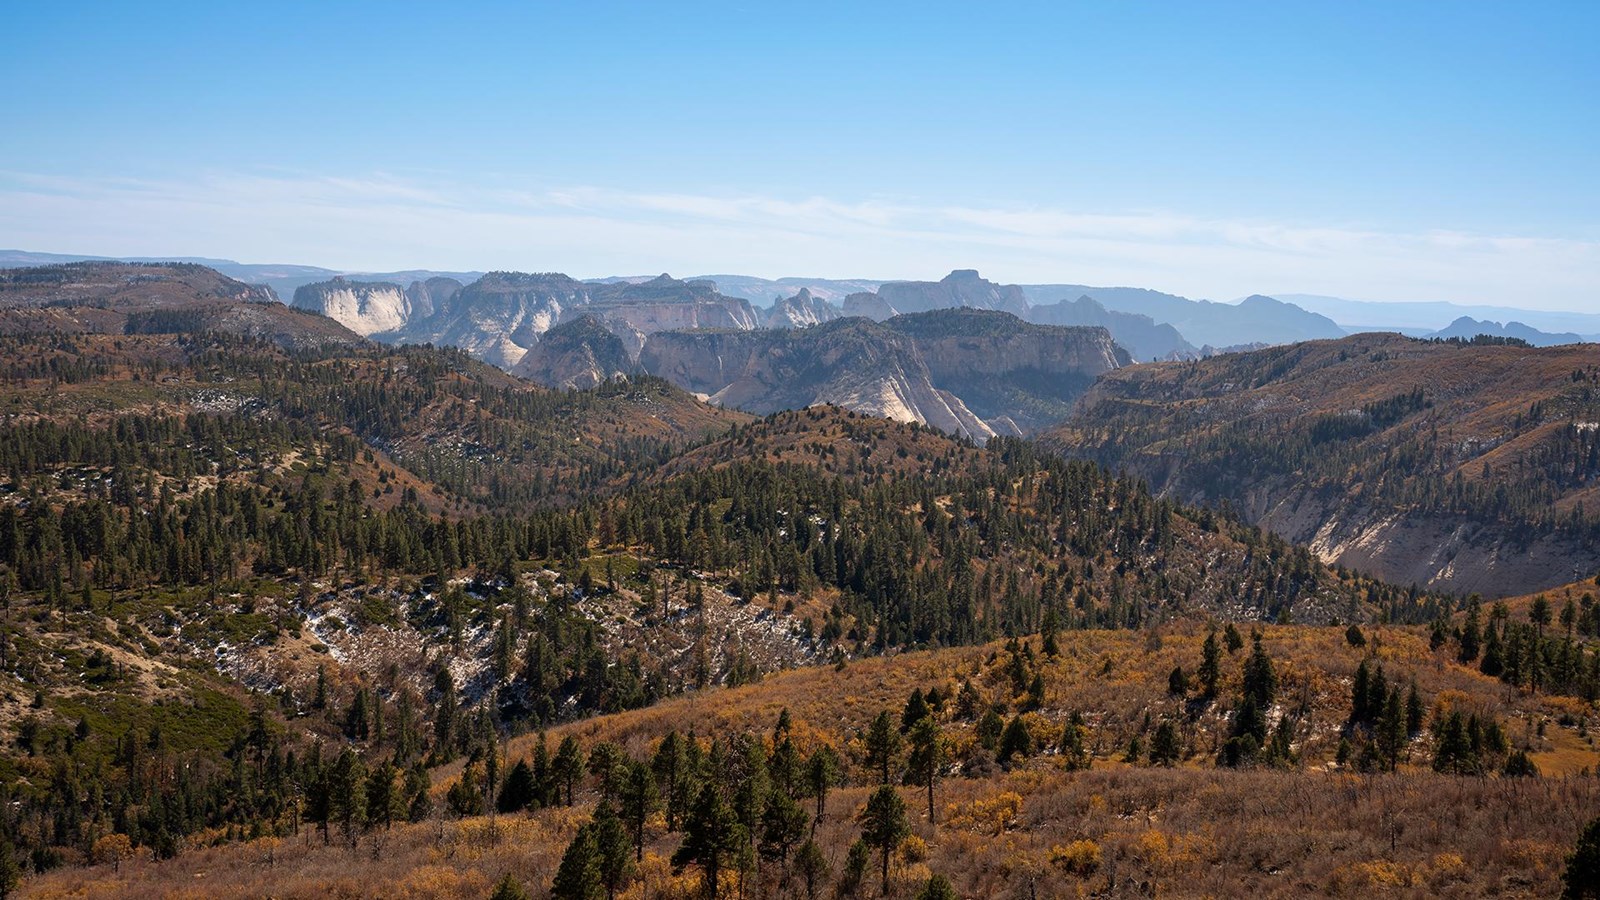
[795,839,830,900]
[554,736,586,806]
[404,761,433,822]
[900,690,930,732]
[552,823,603,900]
[859,786,909,897]
[618,760,658,861]
[864,711,903,785]
[593,803,634,900]
[1242,633,1277,708]
[997,715,1033,766]
[1150,721,1181,766]
[1059,712,1091,771]
[806,745,840,828]
[499,759,536,813]
[1563,814,1600,899]
[915,874,958,900]
[490,873,532,900]
[759,787,809,865]
[905,717,945,825]
[329,748,368,847]
[673,784,744,900]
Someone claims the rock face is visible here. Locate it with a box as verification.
[292,278,413,336]
[572,274,760,357]
[388,272,590,368]
[765,288,841,329]
[509,315,635,390]
[383,272,758,368]
[1027,295,1195,362]
[631,308,1124,440]
[403,277,462,321]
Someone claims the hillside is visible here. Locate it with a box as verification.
[0,262,367,352]
[0,279,1591,898]
[1042,332,1600,596]
[22,616,1600,899]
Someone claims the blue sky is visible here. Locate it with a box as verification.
[2,1,1596,309]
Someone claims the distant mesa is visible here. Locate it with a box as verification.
[0,261,367,351]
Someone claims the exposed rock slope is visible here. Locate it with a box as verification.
[622,309,1123,439]
[765,288,841,329]
[510,315,635,390]
[292,277,414,335]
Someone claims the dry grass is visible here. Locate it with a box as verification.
[24,623,1600,899]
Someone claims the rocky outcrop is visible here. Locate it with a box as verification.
[634,309,1123,440]
[573,274,761,357]
[765,288,841,329]
[510,315,635,390]
[382,272,759,368]
[403,277,462,321]
[387,272,589,368]
[292,278,413,336]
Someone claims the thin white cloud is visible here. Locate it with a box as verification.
[0,169,1594,311]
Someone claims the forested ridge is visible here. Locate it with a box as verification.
[0,321,1596,898]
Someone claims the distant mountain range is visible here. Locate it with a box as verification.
[520,307,1127,440]
[1276,292,1600,338]
[2,251,1592,368]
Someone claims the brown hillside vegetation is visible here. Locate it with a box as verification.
[1043,333,1600,596]
[26,623,1600,899]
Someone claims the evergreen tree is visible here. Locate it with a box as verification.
[554,736,586,806]
[997,715,1033,766]
[859,786,909,897]
[795,839,830,900]
[499,759,536,813]
[593,803,634,900]
[905,717,945,825]
[552,823,603,900]
[759,788,809,866]
[1242,633,1277,708]
[1563,814,1600,899]
[1059,712,1091,771]
[863,711,903,785]
[490,873,532,900]
[900,690,930,733]
[915,874,958,900]
[673,784,744,900]
[1150,721,1181,766]
[806,745,840,828]
[618,761,658,861]
[329,748,368,847]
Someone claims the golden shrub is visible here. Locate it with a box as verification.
[1051,839,1102,877]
